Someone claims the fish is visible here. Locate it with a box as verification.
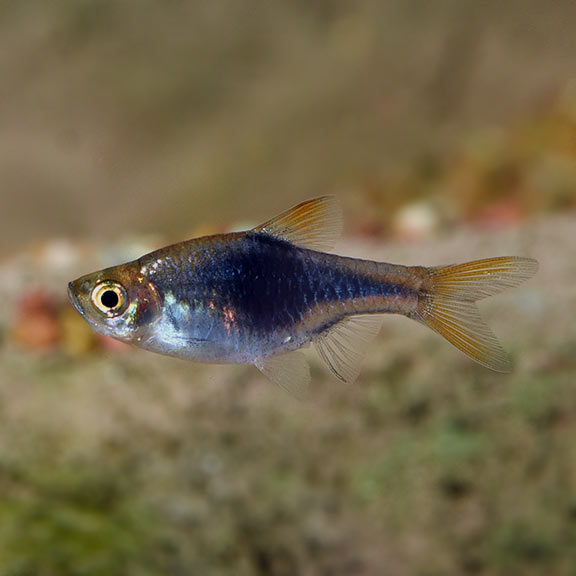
[68,196,538,397]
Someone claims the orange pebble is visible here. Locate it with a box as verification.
[12,313,61,350]
[11,290,61,351]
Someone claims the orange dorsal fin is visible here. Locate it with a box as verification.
[253,196,342,251]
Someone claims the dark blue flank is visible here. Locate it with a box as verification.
[144,233,405,336]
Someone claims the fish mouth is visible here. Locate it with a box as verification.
[67,281,84,316]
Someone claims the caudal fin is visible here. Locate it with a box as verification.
[413,257,538,372]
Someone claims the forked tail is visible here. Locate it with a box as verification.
[413,257,538,371]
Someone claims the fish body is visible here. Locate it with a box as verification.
[138,233,419,362]
[69,197,538,396]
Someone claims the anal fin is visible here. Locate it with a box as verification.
[314,315,384,383]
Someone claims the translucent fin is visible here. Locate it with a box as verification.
[414,257,538,372]
[314,315,384,383]
[255,351,311,399]
[253,196,343,251]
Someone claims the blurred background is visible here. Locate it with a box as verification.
[1,1,575,574]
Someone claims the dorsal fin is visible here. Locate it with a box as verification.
[314,315,384,383]
[252,196,342,251]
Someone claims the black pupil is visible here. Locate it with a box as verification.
[101,290,120,309]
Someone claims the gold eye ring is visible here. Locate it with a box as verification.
[91,282,128,316]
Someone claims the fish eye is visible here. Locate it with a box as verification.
[91,282,128,316]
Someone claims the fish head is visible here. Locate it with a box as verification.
[68,261,161,343]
